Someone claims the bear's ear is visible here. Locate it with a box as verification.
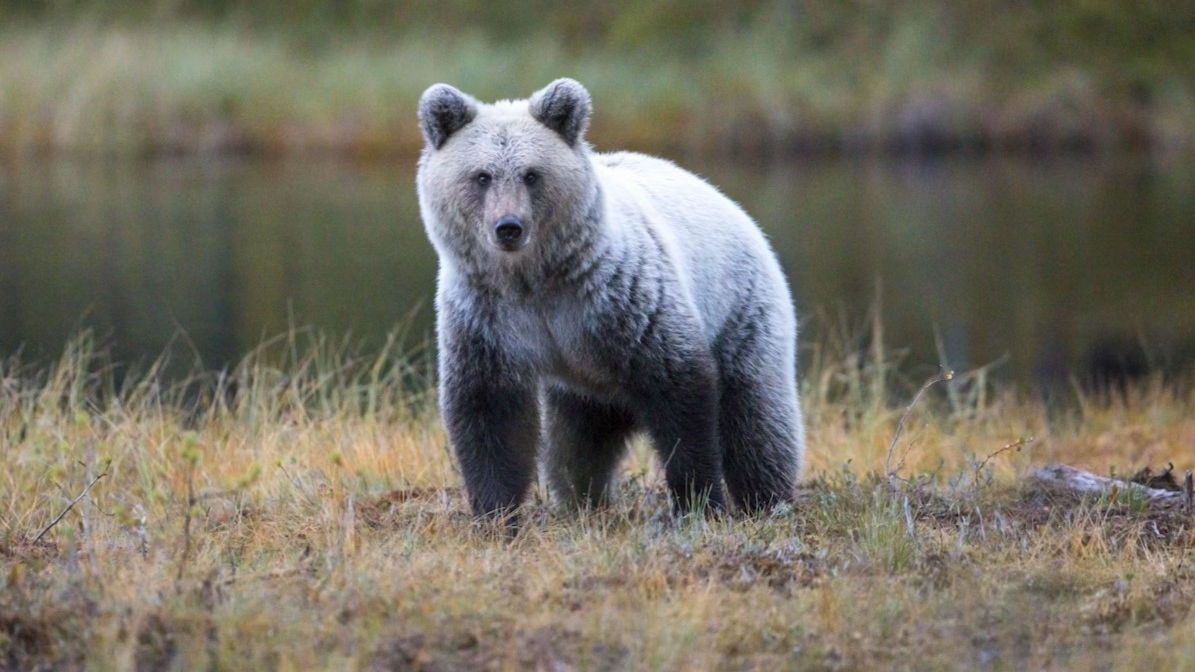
[529,78,592,147]
[418,84,478,150]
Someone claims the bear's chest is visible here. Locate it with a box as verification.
[504,300,628,398]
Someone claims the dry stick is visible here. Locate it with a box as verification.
[884,367,954,479]
[34,472,108,543]
[336,491,356,565]
[973,436,1037,481]
[176,461,196,583]
[82,442,99,575]
[136,504,150,560]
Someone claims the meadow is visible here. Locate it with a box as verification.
[2,327,1193,671]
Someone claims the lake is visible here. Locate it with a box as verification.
[2,154,1193,389]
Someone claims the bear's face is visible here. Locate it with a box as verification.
[417,80,596,266]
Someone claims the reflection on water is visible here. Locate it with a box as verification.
[0,159,433,377]
[1,154,1192,387]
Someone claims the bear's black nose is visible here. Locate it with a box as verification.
[494,216,524,246]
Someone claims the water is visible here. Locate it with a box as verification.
[2,154,1193,388]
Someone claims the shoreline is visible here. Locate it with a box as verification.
[1,22,1192,160]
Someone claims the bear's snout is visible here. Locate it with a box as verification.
[493,215,526,251]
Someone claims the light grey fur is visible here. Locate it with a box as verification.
[417,78,804,522]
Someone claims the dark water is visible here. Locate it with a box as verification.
[2,154,1193,387]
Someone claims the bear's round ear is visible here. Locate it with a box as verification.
[529,79,592,147]
[418,84,478,150]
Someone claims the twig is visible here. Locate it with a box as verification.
[884,367,953,479]
[176,462,196,583]
[135,503,150,560]
[902,496,915,539]
[82,441,99,575]
[277,461,320,508]
[34,471,107,543]
[1185,471,1193,512]
[974,436,1036,481]
[335,491,356,566]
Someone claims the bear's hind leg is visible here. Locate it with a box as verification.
[717,337,804,514]
[543,385,636,508]
[637,355,726,515]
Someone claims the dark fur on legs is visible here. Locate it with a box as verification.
[438,324,539,525]
[542,385,636,508]
[634,353,727,515]
[714,303,801,514]
[718,371,800,513]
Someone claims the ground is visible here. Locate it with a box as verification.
[2,332,1193,671]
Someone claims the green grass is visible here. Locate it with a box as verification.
[2,329,1194,670]
[2,1,1194,158]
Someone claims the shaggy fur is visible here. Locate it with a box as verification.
[416,79,804,523]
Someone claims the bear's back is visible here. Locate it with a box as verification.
[593,151,792,344]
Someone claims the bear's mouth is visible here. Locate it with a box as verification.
[491,234,530,253]
[494,237,525,252]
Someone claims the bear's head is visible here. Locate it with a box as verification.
[416,79,597,265]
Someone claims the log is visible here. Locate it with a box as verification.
[1029,463,1189,508]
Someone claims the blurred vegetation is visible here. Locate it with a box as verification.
[1,0,1193,156]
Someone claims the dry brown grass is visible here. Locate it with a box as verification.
[2,330,1194,671]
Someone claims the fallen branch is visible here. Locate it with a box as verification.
[1029,464,1187,507]
[34,472,108,543]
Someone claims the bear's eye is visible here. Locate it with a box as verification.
[523,172,539,186]
[476,172,492,187]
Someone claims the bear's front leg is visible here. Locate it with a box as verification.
[438,324,539,524]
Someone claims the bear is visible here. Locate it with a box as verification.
[416,78,804,524]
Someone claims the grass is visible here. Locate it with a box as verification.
[2,326,1194,671]
[2,1,1194,158]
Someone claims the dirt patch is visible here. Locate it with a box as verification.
[0,533,58,563]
